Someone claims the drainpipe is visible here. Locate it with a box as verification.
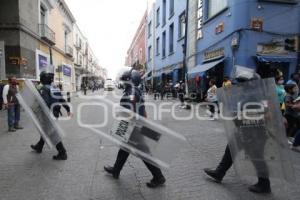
[49,46,53,66]
[183,0,189,95]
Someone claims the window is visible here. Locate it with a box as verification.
[79,38,82,48]
[40,5,47,24]
[162,0,166,25]
[148,21,152,38]
[207,0,228,18]
[64,31,68,52]
[156,37,160,55]
[179,12,186,39]
[169,23,174,54]
[139,48,143,60]
[148,46,152,61]
[79,55,83,65]
[156,8,160,27]
[169,0,174,17]
[162,31,166,57]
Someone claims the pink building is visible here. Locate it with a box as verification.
[125,11,147,74]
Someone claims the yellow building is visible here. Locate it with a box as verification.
[36,0,76,92]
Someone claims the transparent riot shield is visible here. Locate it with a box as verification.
[78,96,187,169]
[217,78,294,182]
[16,80,64,148]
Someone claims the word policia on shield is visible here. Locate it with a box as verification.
[78,97,188,169]
[16,80,65,149]
[217,78,294,182]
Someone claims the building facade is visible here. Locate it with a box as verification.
[0,0,104,92]
[187,0,300,94]
[125,11,147,74]
[146,0,187,88]
[38,0,76,92]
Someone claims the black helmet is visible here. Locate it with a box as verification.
[40,71,54,85]
[120,69,141,87]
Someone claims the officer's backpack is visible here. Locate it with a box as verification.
[39,85,61,118]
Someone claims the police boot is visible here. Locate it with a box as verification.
[146,176,166,188]
[53,142,67,160]
[30,144,43,153]
[203,145,233,183]
[14,123,23,130]
[104,166,120,179]
[8,126,16,132]
[31,138,45,153]
[248,178,271,194]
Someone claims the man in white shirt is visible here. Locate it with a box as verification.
[2,76,23,132]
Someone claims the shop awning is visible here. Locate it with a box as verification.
[188,58,224,75]
[256,54,297,63]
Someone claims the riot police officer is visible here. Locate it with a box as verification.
[30,72,71,160]
[203,74,271,194]
[104,70,166,188]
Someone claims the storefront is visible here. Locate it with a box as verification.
[188,47,227,101]
[255,42,298,80]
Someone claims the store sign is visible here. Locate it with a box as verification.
[38,54,48,70]
[215,22,224,34]
[204,48,225,62]
[63,65,71,77]
[8,57,28,65]
[257,44,285,54]
[251,17,263,32]
[197,0,204,40]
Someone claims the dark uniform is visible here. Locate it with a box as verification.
[104,71,166,188]
[31,72,70,160]
[204,79,271,194]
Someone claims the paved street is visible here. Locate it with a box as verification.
[0,90,300,200]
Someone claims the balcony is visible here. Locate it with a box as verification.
[66,45,73,58]
[75,42,82,50]
[39,24,55,45]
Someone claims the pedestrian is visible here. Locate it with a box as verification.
[204,74,272,194]
[222,76,232,88]
[284,84,300,137]
[104,70,166,188]
[206,79,218,117]
[286,100,300,152]
[287,73,300,96]
[275,76,285,113]
[2,76,23,132]
[0,81,4,111]
[30,72,71,160]
[83,83,87,95]
[178,81,185,107]
[160,81,165,100]
[174,81,180,99]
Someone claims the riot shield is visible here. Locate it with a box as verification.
[217,78,294,182]
[16,80,64,148]
[78,96,187,169]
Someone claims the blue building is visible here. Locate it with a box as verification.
[146,0,187,90]
[188,0,300,93]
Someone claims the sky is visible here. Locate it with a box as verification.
[65,0,152,79]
